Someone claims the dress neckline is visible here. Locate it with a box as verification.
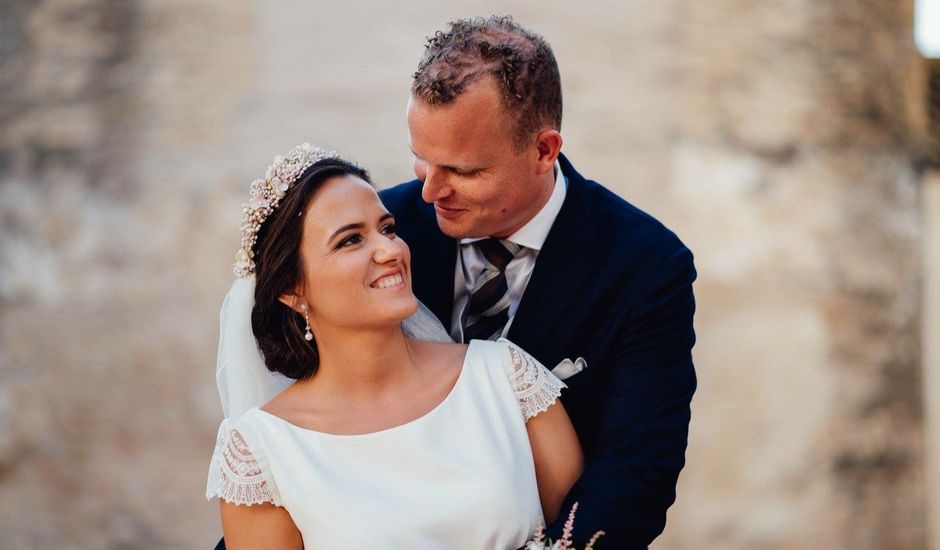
[251,340,476,439]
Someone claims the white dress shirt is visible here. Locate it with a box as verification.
[450,161,568,342]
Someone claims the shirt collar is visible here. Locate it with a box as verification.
[460,160,567,251]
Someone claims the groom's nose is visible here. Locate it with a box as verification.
[421,166,452,203]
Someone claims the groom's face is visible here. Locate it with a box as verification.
[407,78,546,239]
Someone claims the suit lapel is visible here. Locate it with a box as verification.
[409,196,457,326]
[507,154,601,360]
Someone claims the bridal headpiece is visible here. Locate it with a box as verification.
[234,143,340,277]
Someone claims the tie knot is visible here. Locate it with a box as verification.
[476,238,522,271]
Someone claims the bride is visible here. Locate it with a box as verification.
[206,143,584,549]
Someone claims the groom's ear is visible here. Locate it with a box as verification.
[534,129,563,176]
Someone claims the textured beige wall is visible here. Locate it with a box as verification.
[665,2,926,548]
[0,1,927,548]
[924,172,940,550]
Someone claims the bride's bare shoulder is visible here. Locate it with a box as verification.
[408,339,469,365]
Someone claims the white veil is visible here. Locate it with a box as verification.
[215,276,454,418]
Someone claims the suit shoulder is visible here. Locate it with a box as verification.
[379,179,423,215]
[585,180,691,261]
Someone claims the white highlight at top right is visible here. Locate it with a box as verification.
[917,0,940,57]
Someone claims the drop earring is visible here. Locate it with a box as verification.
[301,304,313,341]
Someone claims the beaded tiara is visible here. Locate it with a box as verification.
[234,143,339,277]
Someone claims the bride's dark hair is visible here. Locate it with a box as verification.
[251,158,371,380]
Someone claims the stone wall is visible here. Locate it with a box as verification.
[0,1,927,548]
[660,1,926,548]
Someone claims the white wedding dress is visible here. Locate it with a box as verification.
[206,338,565,549]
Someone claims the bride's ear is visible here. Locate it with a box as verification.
[278,288,306,314]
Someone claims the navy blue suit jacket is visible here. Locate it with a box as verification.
[379,153,697,549]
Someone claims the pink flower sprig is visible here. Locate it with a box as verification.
[525,502,605,550]
[557,502,578,548]
[531,516,546,544]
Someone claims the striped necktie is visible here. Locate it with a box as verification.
[462,238,523,342]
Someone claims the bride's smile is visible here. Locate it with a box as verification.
[370,270,405,290]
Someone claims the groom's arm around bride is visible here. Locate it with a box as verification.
[382,15,697,549]
[385,154,697,549]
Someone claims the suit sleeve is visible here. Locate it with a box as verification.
[545,246,697,549]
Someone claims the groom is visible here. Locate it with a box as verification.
[380,16,697,549]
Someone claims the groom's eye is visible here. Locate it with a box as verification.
[452,167,480,177]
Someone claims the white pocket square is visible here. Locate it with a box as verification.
[551,357,587,381]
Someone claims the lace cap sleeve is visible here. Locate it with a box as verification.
[497,338,566,422]
[206,418,282,507]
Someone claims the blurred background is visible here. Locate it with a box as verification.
[0,0,938,548]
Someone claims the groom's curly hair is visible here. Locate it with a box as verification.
[411,15,562,149]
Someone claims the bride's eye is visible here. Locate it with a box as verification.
[337,234,362,248]
[381,223,397,236]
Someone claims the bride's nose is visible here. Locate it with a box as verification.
[372,237,403,264]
